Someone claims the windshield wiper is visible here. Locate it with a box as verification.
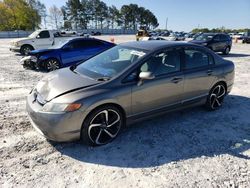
[96,77,111,81]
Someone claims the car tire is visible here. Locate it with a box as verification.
[223,46,230,55]
[81,105,124,146]
[205,83,227,111]
[20,45,34,56]
[44,58,60,72]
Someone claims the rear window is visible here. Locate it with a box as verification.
[70,40,104,49]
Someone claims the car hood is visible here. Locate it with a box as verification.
[10,37,30,43]
[35,68,99,102]
[10,37,29,42]
[29,48,56,55]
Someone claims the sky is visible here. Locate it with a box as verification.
[40,0,250,31]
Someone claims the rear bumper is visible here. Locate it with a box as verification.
[26,92,84,142]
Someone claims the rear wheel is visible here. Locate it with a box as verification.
[223,46,230,55]
[45,58,60,72]
[206,83,226,110]
[81,105,124,146]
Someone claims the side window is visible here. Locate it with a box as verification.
[70,40,103,49]
[140,49,181,76]
[184,48,209,69]
[88,40,103,47]
[213,35,220,41]
[221,35,229,41]
[70,40,88,49]
[67,41,79,49]
[38,31,50,38]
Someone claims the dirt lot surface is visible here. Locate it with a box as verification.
[0,36,249,188]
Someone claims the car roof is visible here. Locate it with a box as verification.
[120,41,196,51]
[203,33,229,36]
[68,37,114,44]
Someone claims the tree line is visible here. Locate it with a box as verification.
[61,0,159,30]
[0,0,159,31]
[192,27,250,34]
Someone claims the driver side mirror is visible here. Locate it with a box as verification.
[138,71,155,86]
[36,35,40,39]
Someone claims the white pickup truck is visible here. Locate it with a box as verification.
[10,29,83,55]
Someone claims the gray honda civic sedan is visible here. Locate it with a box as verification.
[27,41,234,146]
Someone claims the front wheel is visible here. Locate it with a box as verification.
[81,105,124,146]
[45,58,60,72]
[20,45,33,56]
[206,83,226,110]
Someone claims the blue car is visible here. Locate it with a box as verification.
[20,38,115,71]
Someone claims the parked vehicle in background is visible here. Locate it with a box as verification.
[60,30,77,36]
[27,41,234,146]
[193,32,203,39]
[136,30,150,41]
[184,33,195,41]
[175,33,186,41]
[20,38,115,72]
[189,33,232,55]
[91,31,102,36]
[242,32,250,43]
[166,33,177,41]
[10,29,85,55]
[136,26,150,41]
[141,36,166,41]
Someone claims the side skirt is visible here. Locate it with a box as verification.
[126,95,207,125]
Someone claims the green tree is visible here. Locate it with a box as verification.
[62,0,158,30]
[0,0,44,30]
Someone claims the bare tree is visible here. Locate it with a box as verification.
[49,5,63,30]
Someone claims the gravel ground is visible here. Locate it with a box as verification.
[0,37,249,188]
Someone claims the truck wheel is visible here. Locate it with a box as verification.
[45,58,60,72]
[20,45,34,56]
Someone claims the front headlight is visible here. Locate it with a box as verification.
[14,42,21,47]
[41,103,81,112]
[202,43,207,46]
[30,56,38,62]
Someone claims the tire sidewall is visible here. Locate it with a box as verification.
[45,58,60,72]
[206,83,226,110]
[81,105,125,146]
[21,45,33,56]
[223,46,230,55]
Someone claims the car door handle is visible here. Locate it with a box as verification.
[171,77,183,83]
[207,70,213,75]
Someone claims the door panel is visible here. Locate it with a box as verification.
[183,68,214,100]
[36,31,53,49]
[183,48,215,101]
[132,74,184,114]
[131,48,184,115]
[212,35,224,51]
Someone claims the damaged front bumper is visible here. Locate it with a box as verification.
[20,56,38,69]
